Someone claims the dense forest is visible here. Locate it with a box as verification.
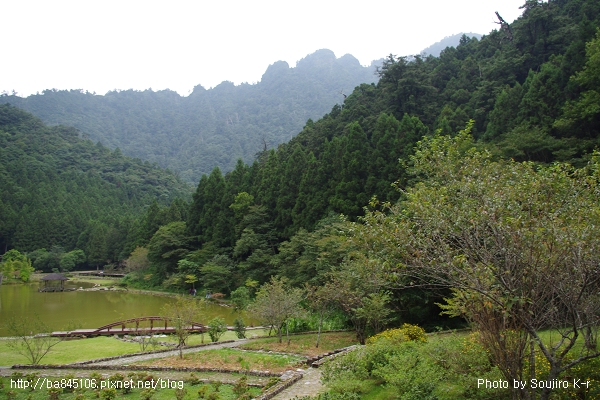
[0,50,380,183]
[2,0,599,301]
[0,105,192,269]
[179,0,600,282]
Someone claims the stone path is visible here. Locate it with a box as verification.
[272,367,324,399]
[87,339,248,366]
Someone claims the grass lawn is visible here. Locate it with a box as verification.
[134,347,305,373]
[238,331,358,357]
[161,328,270,346]
[0,330,274,367]
[0,336,141,366]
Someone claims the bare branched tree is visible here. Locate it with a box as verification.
[358,129,600,400]
[248,277,304,344]
[7,315,78,365]
[495,11,514,42]
[161,296,205,359]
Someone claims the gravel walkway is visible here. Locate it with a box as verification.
[87,339,249,366]
[272,367,324,399]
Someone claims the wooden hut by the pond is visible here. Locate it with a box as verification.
[39,273,70,292]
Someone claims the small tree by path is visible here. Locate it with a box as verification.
[230,285,251,339]
[306,283,338,348]
[6,315,77,365]
[161,296,205,359]
[249,277,305,344]
[207,317,227,342]
[133,328,158,352]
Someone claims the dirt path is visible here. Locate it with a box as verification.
[272,367,325,399]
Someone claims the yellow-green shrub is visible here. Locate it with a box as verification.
[366,323,427,345]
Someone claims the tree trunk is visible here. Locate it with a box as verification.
[316,311,323,348]
[539,364,562,400]
[277,324,283,344]
[529,338,536,400]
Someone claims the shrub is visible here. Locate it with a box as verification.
[140,388,155,400]
[263,377,280,391]
[25,372,39,392]
[188,372,201,385]
[233,317,247,339]
[372,341,439,399]
[175,388,187,400]
[322,330,510,399]
[197,385,209,399]
[233,375,249,398]
[366,323,426,345]
[208,317,227,342]
[47,386,63,400]
[99,387,117,400]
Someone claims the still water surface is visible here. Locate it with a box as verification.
[0,283,254,336]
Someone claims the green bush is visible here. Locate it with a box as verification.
[366,323,427,345]
[322,331,509,399]
[233,317,247,339]
[232,375,249,398]
[47,386,63,400]
[188,372,201,385]
[175,387,187,400]
[208,317,227,342]
[140,388,155,400]
[99,387,117,400]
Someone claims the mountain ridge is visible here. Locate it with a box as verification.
[0,35,472,183]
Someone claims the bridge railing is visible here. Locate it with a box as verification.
[92,316,205,334]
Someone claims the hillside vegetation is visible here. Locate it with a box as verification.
[0,105,192,264]
[184,0,600,271]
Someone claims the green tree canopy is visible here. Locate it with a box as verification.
[358,129,600,399]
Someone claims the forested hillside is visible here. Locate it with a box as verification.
[0,104,192,267]
[1,50,379,183]
[186,0,600,259]
[117,0,600,326]
[3,0,598,290]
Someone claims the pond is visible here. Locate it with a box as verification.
[0,282,255,336]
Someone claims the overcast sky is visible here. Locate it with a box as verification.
[1,0,525,97]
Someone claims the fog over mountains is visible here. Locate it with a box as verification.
[1,35,474,183]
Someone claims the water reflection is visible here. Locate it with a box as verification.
[0,283,255,336]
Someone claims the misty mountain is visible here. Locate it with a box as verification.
[1,50,378,183]
[1,34,478,183]
[420,32,483,57]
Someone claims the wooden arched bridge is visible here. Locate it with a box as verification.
[52,316,206,337]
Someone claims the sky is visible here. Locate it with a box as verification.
[1,0,526,97]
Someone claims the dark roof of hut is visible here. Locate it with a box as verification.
[41,273,69,281]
